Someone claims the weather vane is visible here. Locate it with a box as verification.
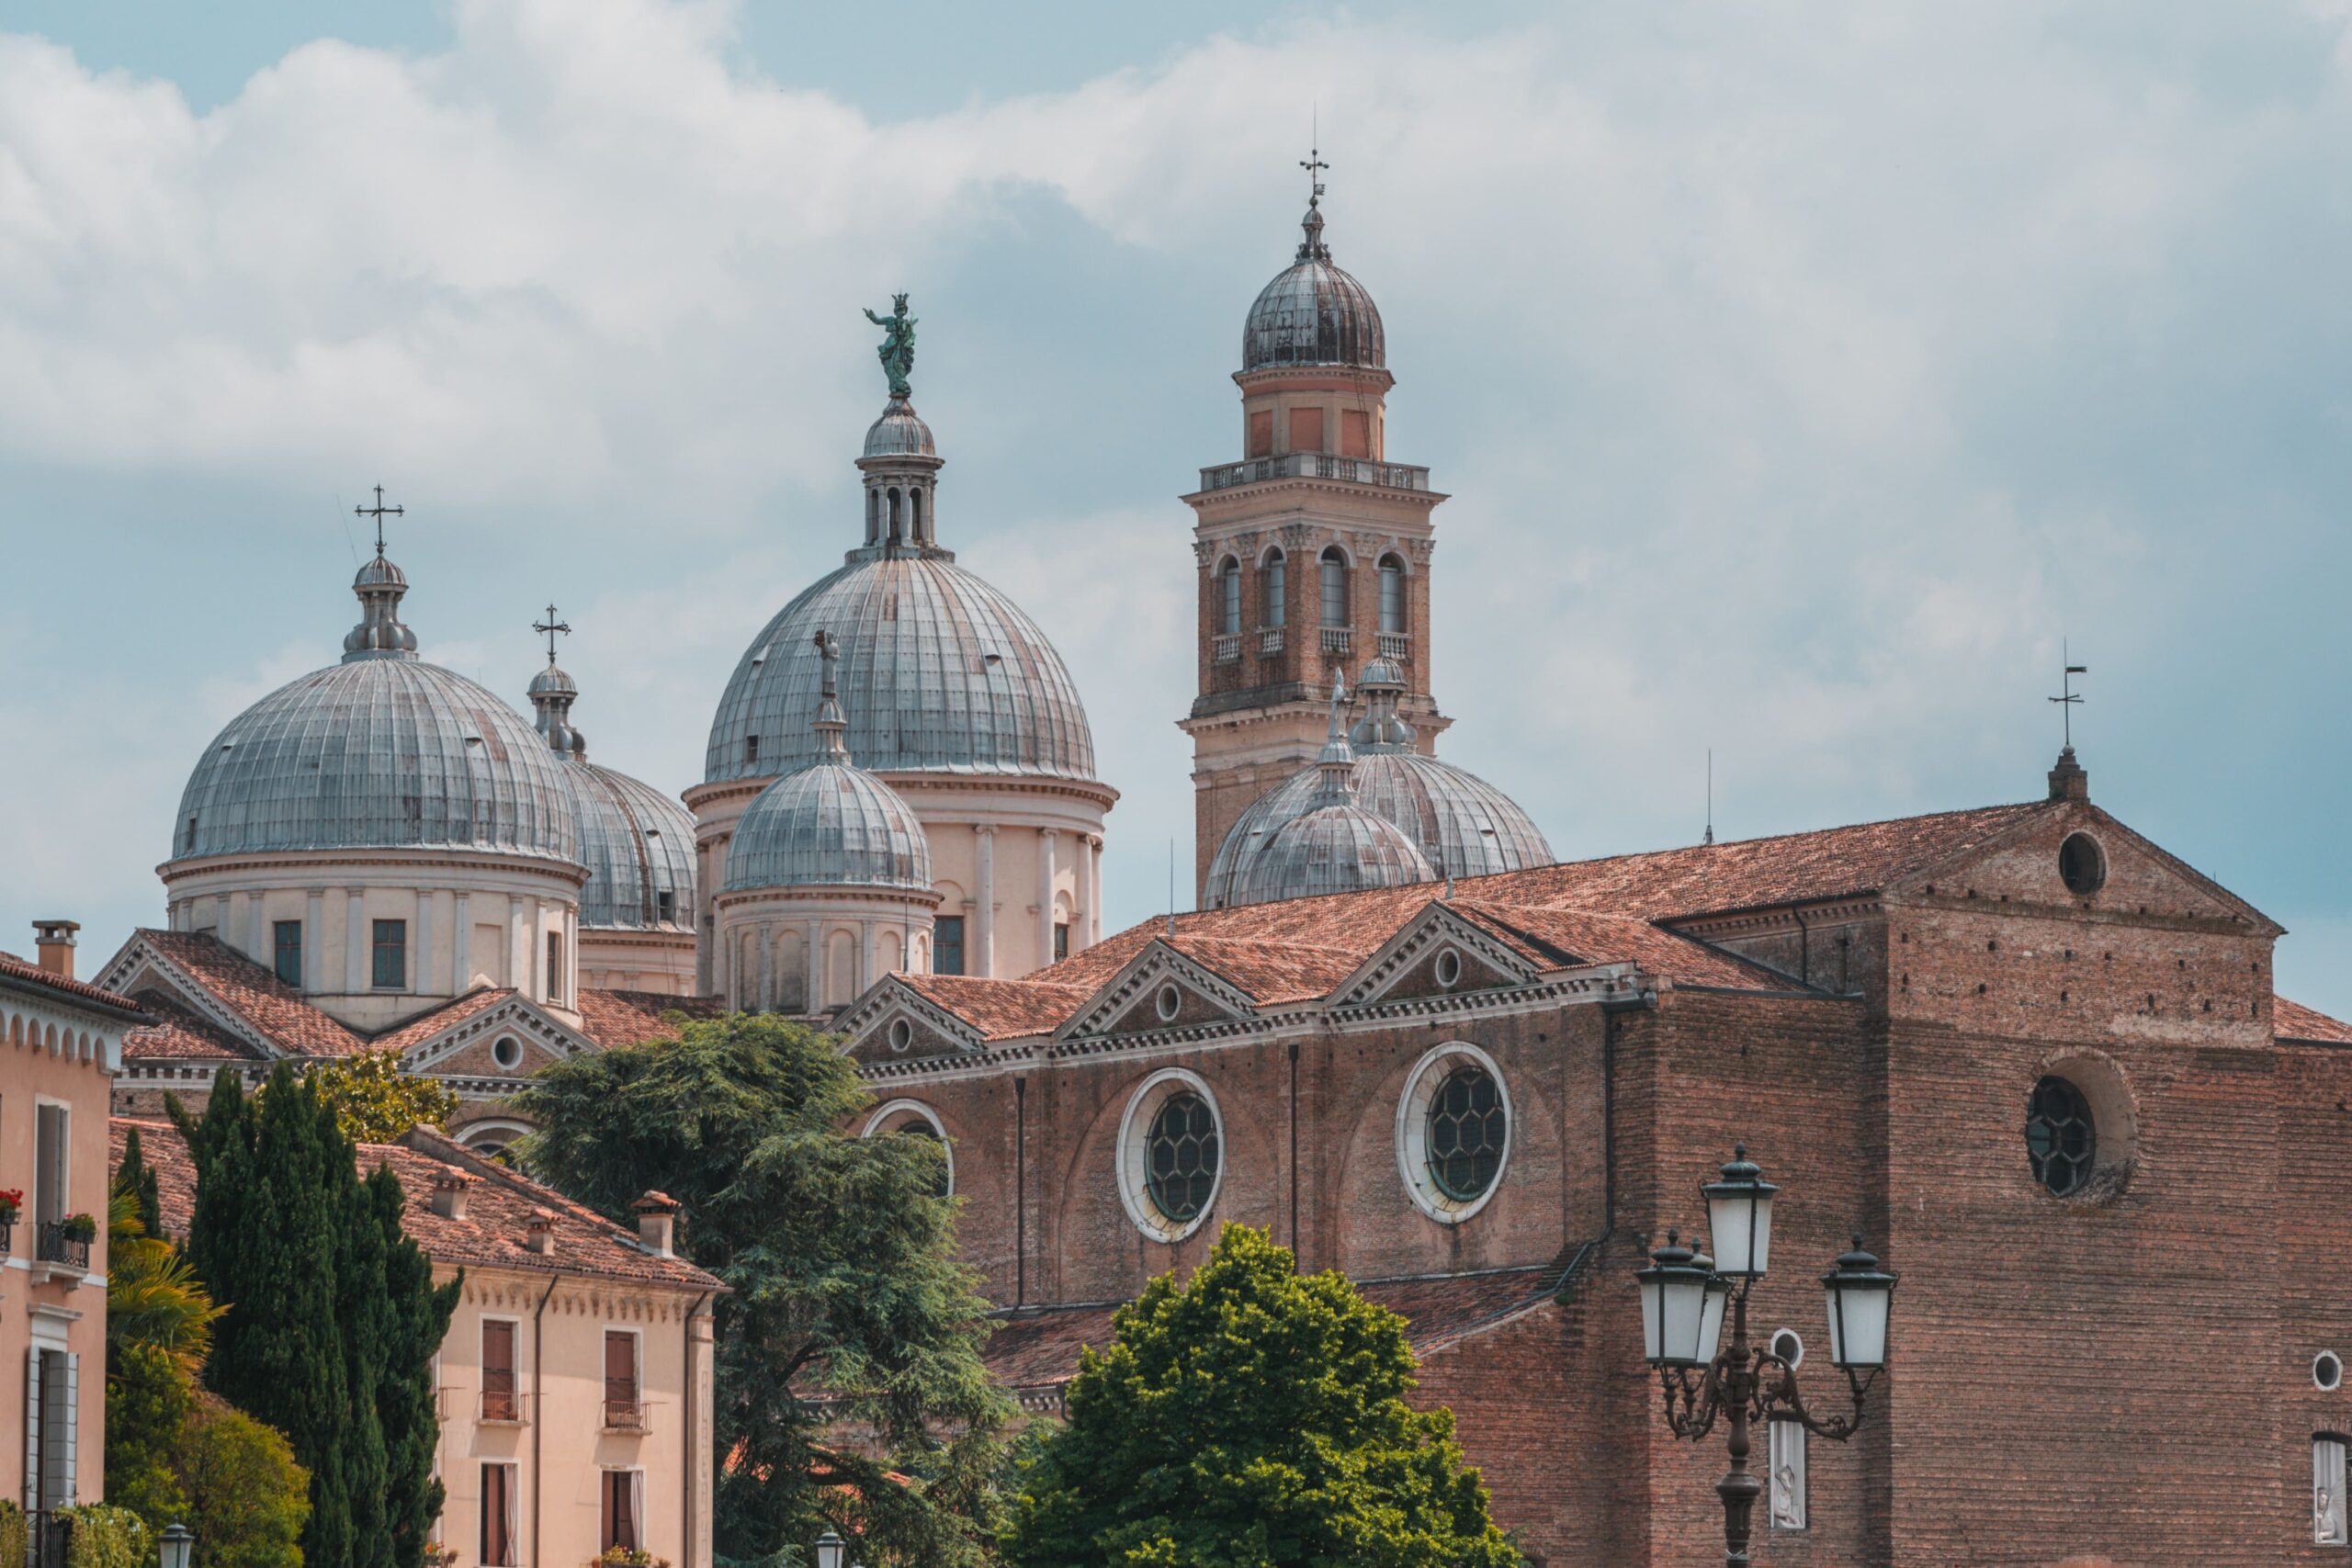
[1300,142,1328,208]
[533,603,571,667]
[355,485,402,558]
[2049,640,2087,750]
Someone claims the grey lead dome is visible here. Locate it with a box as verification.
[1242,201,1385,373]
[565,760,696,931]
[705,556,1096,784]
[723,759,933,894]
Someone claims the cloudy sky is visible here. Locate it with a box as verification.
[3,0,2347,1014]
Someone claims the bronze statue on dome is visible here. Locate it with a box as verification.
[863,294,917,398]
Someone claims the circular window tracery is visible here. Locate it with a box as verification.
[2059,832,2107,896]
[1396,1043,1513,1224]
[2319,1352,2345,1393]
[1115,1069,1224,1242]
[2025,1075,2096,1196]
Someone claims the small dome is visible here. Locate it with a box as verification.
[354,556,408,590]
[565,761,697,931]
[528,663,578,699]
[707,556,1097,784]
[1226,800,1433,907]
[1206,753,1553,908]
[722,761,933,894]
[864,396,937,458]
[1242,203,1385,374]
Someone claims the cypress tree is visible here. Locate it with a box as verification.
[173,1066,453,1568]
[115,1124,165,1240]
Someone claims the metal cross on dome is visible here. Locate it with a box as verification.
[1300,144,1329,207]
[354,485,402,558]
[2049,641,2087,749]
[534,604,571,666]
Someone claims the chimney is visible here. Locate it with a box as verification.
[31,921,79,981]
[525,1208,557,1256]
[632,1190,681,1258]
[429,1169,476,1222]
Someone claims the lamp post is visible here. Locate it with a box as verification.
[158,1524,194,1568]
[1637,1146,1896,1567]
[813,1532,844,1568]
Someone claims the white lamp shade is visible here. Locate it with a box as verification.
[815,1532,846,1568]
[1701,1147,1779,1279]
[1636,1234,1718,1367]
[159,1525,195,1568]
[1695,1270,1730,1364]
[1822,1240,1897,1369]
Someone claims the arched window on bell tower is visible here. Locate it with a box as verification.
[1263,549,1286,628]
[1378,554,1406,635]
[1219,558,1242,636]
[1320,547,1350,627]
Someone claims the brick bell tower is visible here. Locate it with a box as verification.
[1178,156,1450,897]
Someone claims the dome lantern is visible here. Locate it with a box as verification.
[1241,162,1386,377]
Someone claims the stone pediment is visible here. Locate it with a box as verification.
[1328,903,1541,1010]
[836,978,990,1063]
[1056,942,1260,1042]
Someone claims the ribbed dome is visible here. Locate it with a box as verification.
[1242,203,1385,373]
[1227,800,1433,907]
[174,657,580,865]
[1206,753,1553,909]
[864,395,936,458]
[564,761,696,930]
[706,556,1096,784]
[722,761,933,894]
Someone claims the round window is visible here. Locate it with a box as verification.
[1434,949,1464,989]
[1146,1093,1219,1224]
[2025,1075,2096,1196]
[1770,1328,1804,1369]
[491,1036,523,1071]
[1395,1043,1514,1224]
[1155,984,1182,1023]
[1427,1066,1506,1201]
[888,1018,914,1053]
[2059,832,2106,896]
[2319,1352,2345,1393]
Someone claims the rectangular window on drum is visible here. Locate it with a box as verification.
[371,919,407,989]
[1340,408,1372,458]
[1249,410,1273,458]
[934,917,965,976]
[2319,1434,2348,1545]
[273,919,303,987]
[1288,406,1324,453]
[1054,922,1069,961]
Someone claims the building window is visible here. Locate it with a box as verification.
[491,1036,524,1072]
[601,1470,646,1554]
[1426,1065,1506,1202]
[371,919,407,989]
[1319,547,1349,627]
[1249,410,1273,457]
[1288,405,1323,453]
[604,1331,641,1428]
[2059,831,2107,895]
[1340,407,1372,458]
[1769,1416,1808,1530]
[1263,550,1286,627]
[743,734,760,766]
[1146,1092,1218,1225]
[1378,555,1406,634]
[2321,1434,2349,1545]
[910,487,924,542]
[2024,1075,2095,1196]
[934,916,965,976]
[656,889,677,924]
[547,930,566,1001]
[183,816,198,853]
[35,1102,68,1226]
[1054,921,1070,961]
[481,1320,519,1422]
[272,919,303,987]
[1219,558,1242,636]
[481,1462,518,1566]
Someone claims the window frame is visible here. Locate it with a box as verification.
[371,918,408,991]
[1262,548,1287,628]
[602,1326,644,1430]
[1395,1042,1514,1225]
[480,1315,524,1425]
[34,1098,70,1227]
[933,916,966,977]
[1377,554,1407,634]
[1318,547,1350,628]
[1115,1068,1224,1243]
[1218,557,1242,637]
[1768,1415,1808,1531]
[272,919,304,987]
[2024,1074,2096,1196]
[481,1461,519,1567]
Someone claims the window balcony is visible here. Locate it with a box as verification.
[1211,634,1241,664]
[1258,626,1286,656]
[0,1215,14,1258]
[1319,627,1353,658]
[34,1221,89,1272]
[1376,632,1411,660]
[480,1385,531,1425]
[1197,454,1431,493]
[603,1386,647,1431]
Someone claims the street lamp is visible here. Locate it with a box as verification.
[813,1531,844,1568]
[158,1523,195,1568]
[1637,1149,1898,1568]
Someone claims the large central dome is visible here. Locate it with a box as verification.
[704,555,1096,784]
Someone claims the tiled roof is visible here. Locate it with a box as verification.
[2278,997,2352,1045]
[372,987,519,1052]
[574,988,725,1051]
[123,992,262,1061]
[1446,903,1794,991]
[899,976,1091,1042]
[1162,935,1363,1005]
[114,1116,724,1292]
[0,949,146,1018]
[982,1266,1560,1392]
[130,931,368,1056]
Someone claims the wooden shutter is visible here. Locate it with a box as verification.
[55,1353,75,1505]
[23,1348,40,1512]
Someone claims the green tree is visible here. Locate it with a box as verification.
[105,1343,193,1530]
[1002,1224,1521,1568]
[511,1012,1008,1568]
[170,1066,458,1568]
[176,1395,311,1568]
[116,1125,165,1240]
[307,1050,458,1144]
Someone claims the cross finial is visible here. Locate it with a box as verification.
[354,485,403,558]
[2049,639,2087,750]
[1300,144,1329,209]
[533,603,571,667]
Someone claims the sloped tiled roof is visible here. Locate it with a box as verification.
[0,949,146,1018]
[123,992,262,1061]
[1446,903,1794,991]
[114,1116,723,1292]
[2278,997,2352,1045]
[128,931,368,1056]
[899,976,1091,1042]
[574,989,725,1051]
[373,987,520,1052]
[1161,935,1363,1005]
[983,1266,1560,1393]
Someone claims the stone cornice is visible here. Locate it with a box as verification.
[159,846,590,888]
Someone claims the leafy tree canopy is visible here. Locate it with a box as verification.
[176,1394,312,1568]
[511,1012,1009,1568]
[1002,1224,1521,1568]
[307,1050,458,1145]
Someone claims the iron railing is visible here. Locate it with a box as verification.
[603,1382,646,1429]
[35,1222,88,1269]
[31,1509,70,1568]
[480,1379,526,1424]
[0,1215,14,1258]
[1198,454,1431,493]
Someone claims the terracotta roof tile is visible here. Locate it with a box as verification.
[2278,997,2352,1045]
[899,975,1091,1042]
[122,992,263,1061]
[1448,903,1796,990]
[0,949,145,1017]
[113,1116,723,1292]
[1163,935,1362,1005]
[574,988,725,1051]
[130,931,368,1056]
[372,987,519,1052]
